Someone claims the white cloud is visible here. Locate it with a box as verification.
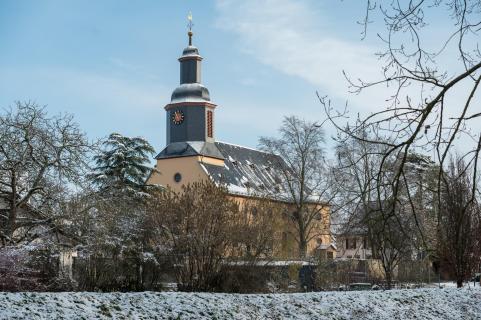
[215,0,385,111]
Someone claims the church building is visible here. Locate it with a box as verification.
[147,27,335,259]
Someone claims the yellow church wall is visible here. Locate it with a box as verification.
[227,194,334,259]
[147,156,211,193]
[197,155,224,166]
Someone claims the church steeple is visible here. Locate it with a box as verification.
[178,12,203,85]
[178,41,202,85]
[164,14,217,145]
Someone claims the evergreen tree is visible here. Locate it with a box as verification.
[78,133,157,290]
[90,133,155,191]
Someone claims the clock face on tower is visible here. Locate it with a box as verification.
[172,110,185,125]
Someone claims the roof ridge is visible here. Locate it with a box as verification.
[215,141,273,155]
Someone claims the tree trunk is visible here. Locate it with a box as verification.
[385,270,392,289]
[456,278,463,288]
[138,262,144,290]
[8,172,17,240]
[298,215,308,259]
[299,239,307,259]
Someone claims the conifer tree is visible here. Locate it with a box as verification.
[90,133,155,192]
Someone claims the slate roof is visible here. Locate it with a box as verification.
[155,141,224,160]
[200,141,287,197]
[155,141,330,204]
[170,83,211,104]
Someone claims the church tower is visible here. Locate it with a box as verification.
[165,22,216,145]
[154,16,223,162]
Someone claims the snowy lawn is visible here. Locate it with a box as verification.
[0,288,480,319]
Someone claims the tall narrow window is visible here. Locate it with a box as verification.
[207,110,213,138]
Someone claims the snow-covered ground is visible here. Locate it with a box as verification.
[0,288,480,319]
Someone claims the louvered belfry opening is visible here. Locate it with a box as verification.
[207,110,213,138]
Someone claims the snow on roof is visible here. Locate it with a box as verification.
[187,141,206,153]
[202,141,287,198]
[318,243,337,250]
[216,140,272,154]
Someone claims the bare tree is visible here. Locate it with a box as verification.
[437,158,481,288]
[148,181,239,291]
[330,0,481,176]
[365,201,412,289]
[218,196,283,293]
[334,130,439,288]
[332,128,386,229]
[0,246,47,291]
[233,197,281,260]
[0,102,91,246]
[147,181,282,292]
[259,116,333,258]
[321,1,481,276]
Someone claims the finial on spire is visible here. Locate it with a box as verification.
[187,11,193,46]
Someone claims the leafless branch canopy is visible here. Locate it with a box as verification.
[322,1,481,284]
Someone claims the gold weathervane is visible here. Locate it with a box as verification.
[187,11,194,46]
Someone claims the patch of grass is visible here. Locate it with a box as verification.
[98,303,111,317]
[111,304,122,311]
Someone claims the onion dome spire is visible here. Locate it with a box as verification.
[163,12,218,147]
[169,12,210,103]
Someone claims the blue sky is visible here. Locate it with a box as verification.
[1,0,475,155]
